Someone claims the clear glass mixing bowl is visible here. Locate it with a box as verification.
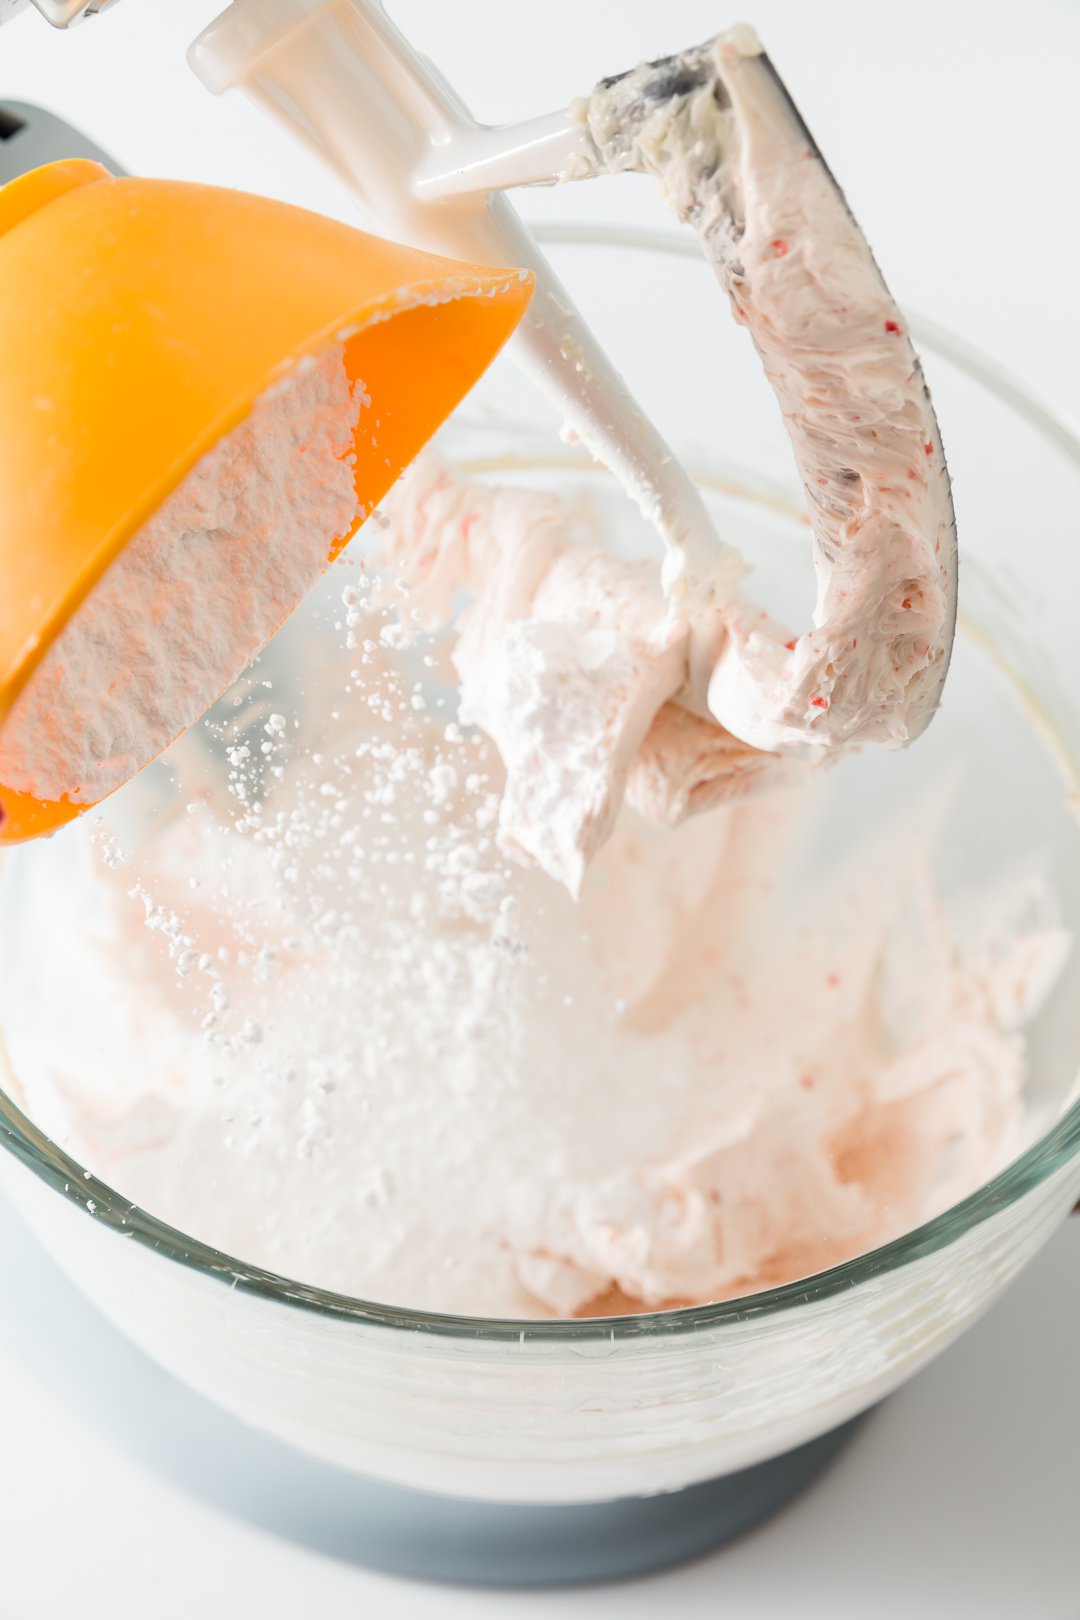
[1,227,1079,1507]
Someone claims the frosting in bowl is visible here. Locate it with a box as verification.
[1,568,1065,1319]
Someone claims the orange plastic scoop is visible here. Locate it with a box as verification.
[0,158,532,843]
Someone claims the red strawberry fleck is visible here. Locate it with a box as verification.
[901,597,912,610]
[771,238,790,257]
[810,694,828,710]
[825,972,840,988]
[785,639,797,651]
[923,441,933,455]
[884,319,901,334]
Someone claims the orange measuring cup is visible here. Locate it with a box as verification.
[0,158,533,842]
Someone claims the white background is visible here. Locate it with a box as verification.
[1,2,1079,1615]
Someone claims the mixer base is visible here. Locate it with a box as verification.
[330,1418,868,1586]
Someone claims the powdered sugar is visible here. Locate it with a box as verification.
[0,343,363,805]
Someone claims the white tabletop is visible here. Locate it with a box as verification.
[1,2,1079,1615]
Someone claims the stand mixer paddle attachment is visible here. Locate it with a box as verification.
[192,2,957,873]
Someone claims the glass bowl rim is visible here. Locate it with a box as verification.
[1,220,1079,1347]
